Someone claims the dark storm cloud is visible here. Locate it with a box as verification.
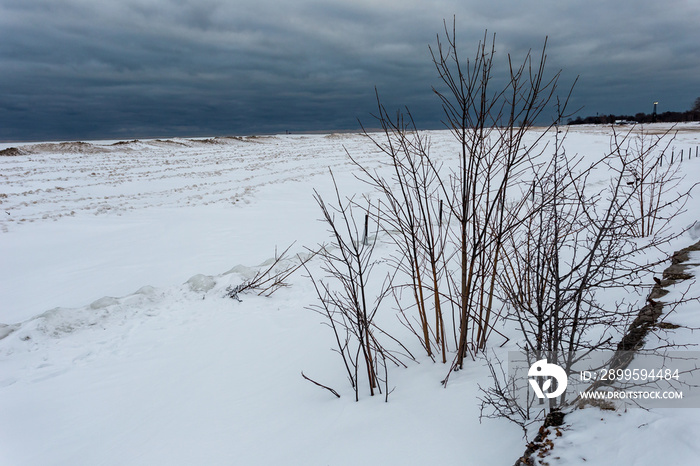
[1,0,698,141]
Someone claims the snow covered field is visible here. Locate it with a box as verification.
[2,124,700,465]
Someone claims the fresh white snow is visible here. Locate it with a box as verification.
[1,124,700,465]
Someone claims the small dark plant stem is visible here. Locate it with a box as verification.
[301,372,341,398]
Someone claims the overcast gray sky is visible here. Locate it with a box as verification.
[1,0,698,141]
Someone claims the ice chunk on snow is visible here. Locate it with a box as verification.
[133,285,157,296]
[90,296,119,310]
[186,274,216,292]
[223,264,258,280]
[0,324,16,340]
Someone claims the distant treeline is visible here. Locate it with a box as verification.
[568,99,700,125]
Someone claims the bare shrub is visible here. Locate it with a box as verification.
[305,171,411,401]
[484,123,694,423]
[611,126,693,238]
[226,243,315,300]
[352,99,450,363]
[354,23,572,382]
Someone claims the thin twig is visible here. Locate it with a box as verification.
[301,372,341,398]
